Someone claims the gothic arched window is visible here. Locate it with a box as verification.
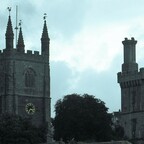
[24,68,36,88]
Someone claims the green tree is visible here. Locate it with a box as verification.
[53,93,113,142]
[0,113,48,144]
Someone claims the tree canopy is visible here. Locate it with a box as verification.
[53,93,113,142]
[0,113,48,144]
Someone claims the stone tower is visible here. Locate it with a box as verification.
[117,37,144,140]
[0,12,51,140]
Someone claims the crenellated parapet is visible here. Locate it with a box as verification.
[0,48,48,64]
[118,67,144,88]
[26,50,40,56]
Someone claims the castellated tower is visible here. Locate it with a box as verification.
[0,11,51,141]
[117,37,144,140]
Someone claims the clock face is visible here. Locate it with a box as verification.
[25,103,35,115]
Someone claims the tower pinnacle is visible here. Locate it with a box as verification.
[17,20,25,52]
[5,8,14,50]
[41,13,50,55]
[122,37,138,72]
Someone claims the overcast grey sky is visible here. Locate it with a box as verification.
[1,0,144,117]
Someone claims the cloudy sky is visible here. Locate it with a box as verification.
[1,0,144,117]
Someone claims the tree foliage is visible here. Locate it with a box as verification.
[0,113,48,144]
[53,94,113,142]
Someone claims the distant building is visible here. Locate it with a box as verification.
[0,10,51,142]
[117,38,144,141]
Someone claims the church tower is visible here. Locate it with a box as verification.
[118,37,144,140]
[0,9,51,141]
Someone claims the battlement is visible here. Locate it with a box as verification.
[27,50,32,55]
[34,51,39,55]
[0,48,49,63]
[122,37,137,45]
[26,50,40,56]
[117,67,144,88]
[117,71,139,83]
[0,48,41,57]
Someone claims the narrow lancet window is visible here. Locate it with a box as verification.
[25,68,36,88]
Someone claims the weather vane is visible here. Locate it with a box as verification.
[43,13,47,20]
[19,20,22,27]
[7,7,11,16]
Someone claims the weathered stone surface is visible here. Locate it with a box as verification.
[0,14,52,142]
[117,37,144,140]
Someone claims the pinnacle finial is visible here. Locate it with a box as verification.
[43,13,47,21]
[41,13,49,55]
[17,20,25,52]
[7,7,11,16]
[19,20,22,28]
